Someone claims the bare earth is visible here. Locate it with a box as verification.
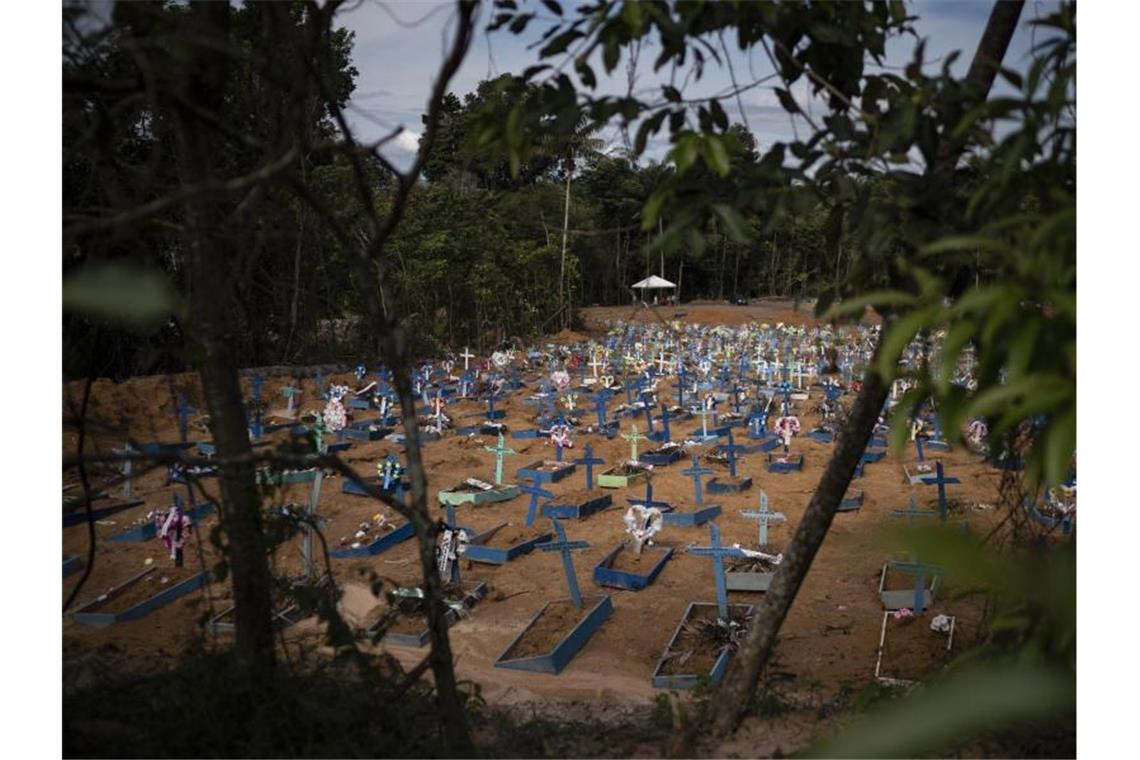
[63,300,995,756]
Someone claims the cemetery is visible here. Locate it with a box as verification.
[63,302,1036,715]
[57,0,1078,755]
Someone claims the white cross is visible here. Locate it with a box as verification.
[589,353,603,378]
[655,351,669,373]
[460,347,475,371]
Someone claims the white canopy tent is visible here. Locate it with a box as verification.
[630,274,678,305]
[630,275,676,290]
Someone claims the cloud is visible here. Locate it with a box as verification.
[392,129,421,153]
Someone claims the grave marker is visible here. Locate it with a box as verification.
[483,432,516,486]
[623,423,648,463]
[920,461,962,520]
[520,481,555,528]
[682,456,714,506]
[538,518,591,608]
[574,443,605,490]
[688,522,747,620]
[740,491,786,548]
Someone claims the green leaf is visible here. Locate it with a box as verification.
[63,264,182,331]
[540,29,583,57]
[576,60,596,88]
[921,234,1013,257]
[642,191,668,230]
[876,308,936,380]
[821,291,917,321]
[508,12,534,34]
[937,318,976,386]
[703,135,731,177]
[540,0,563,15]
[774,87,800,114]
[709,98,728,131]
[621,0,644,34]
[602,35,620,71]
[711,204,746,242]
[806,663,1074,758]
[662,85,682,103]
[671,133,699,172]
[1043,408,1076,487]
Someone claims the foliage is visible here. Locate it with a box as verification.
[826,6,1076,490]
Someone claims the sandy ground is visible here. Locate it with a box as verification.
[63,301,996,754]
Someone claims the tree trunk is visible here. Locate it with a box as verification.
[710,341,890,733]
[382,325,472,753]
[558,154,573,329]
[711,0,1026,733]
[614,225,622,300]
[718,235,727,301]
[173,0,274,670]
[677,256,684,304]
[733,242,741,298]
[770,234,779,296]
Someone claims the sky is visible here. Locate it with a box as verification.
[335,0,1060,172]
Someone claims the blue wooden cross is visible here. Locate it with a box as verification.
[682,455,715,505]
[674,366,688,407]
[251,372,263,402]
[574,443,605,490]
[740,490,786,547]
[920,461,961,520]
[315,370,327,400]
[643,403,655,434]
[915,435,927,463]
[777,381,793,413]
[593,392,609,427]
[721,431,746,478]
[251,405,262,439]
[486,392,503,420]
[659,405,672,442]
[176,395,191,442]
[891,558,933,614]
[748,409,767,438]
[630,479,671,511]
[520,480,554,528]
[538,518,590,608]
[688,522,746,620]
[890,495,939,525]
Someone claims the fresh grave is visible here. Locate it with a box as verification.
[726,491,787,593]
[495,518,612,674]
[662,456,722,527]
[438,432,520,505]
[71,563,208,627]
[874,610,956,685]
[652,522,753,689]
[593,505,672,591]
